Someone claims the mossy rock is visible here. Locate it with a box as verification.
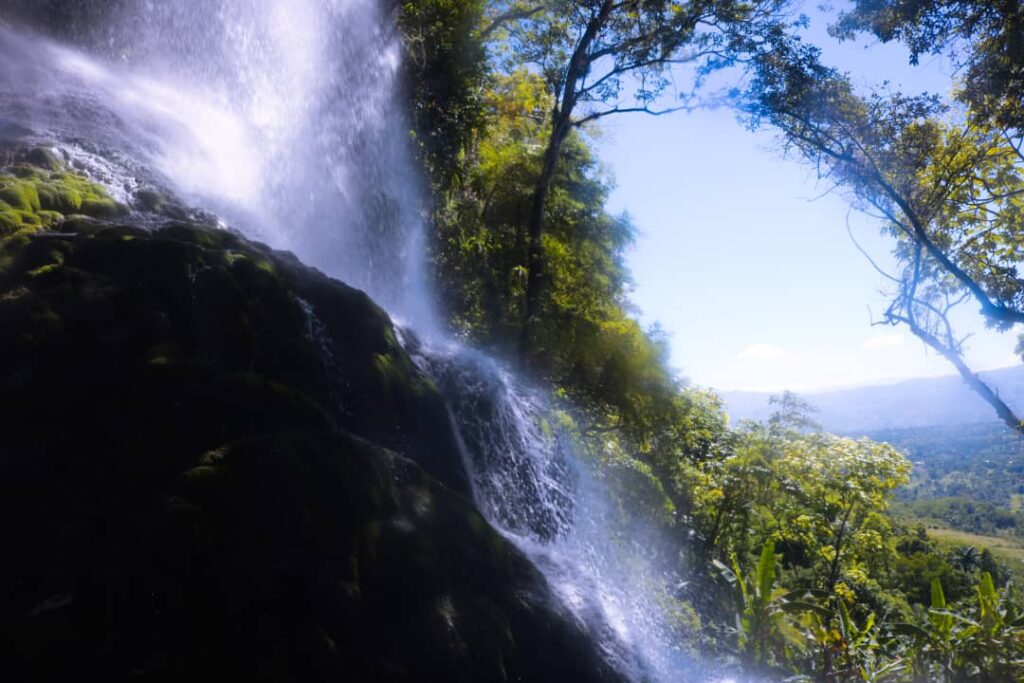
[80,195,126,218]
[0,206,620,682]
[35,182,82,213]
[0,154,126,236]
[19,146,64,171]
[0,208,21,235]
[0,179,41,212]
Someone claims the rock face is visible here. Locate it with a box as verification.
[0,150,621,682]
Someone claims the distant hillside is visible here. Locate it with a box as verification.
[865,422,1024,505]
[722,365,1024,434]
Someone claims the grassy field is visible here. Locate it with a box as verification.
[925,525,1024,574]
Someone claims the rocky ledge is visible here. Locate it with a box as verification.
[0,147,621,682]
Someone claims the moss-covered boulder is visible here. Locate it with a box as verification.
[0,148,130,239]
[0,156,621,682]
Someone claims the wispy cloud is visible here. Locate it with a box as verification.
[738,343,787,361]
[861,333,905,349]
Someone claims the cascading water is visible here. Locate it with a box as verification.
[0,3,729,681]
[407,340,709,681]
[0,0,433,328]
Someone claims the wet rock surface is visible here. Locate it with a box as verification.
[0,151,623,682]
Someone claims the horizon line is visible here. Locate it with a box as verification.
[701,362,1023,396]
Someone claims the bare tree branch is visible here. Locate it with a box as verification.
[846,212,901,284]
[572,103,691,127]
[480,4,545,40]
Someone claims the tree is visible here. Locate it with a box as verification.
[398,0,488,196]
[832,0,1024,132]
[949,545,981,574]
[775,433,910,594]
[742,25,1024,433]
[487,0,791,362]
[689,397,910,591]
[768,390,822,435]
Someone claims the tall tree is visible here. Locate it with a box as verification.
[742,19,1024,433]
[487,0,790,363]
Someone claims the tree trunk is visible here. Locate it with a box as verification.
[519,117,570,363]
[826,500,855,594]
[518,0,614,366]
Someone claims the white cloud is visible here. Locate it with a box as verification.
[861,333,905,349]
[738,343,787,361]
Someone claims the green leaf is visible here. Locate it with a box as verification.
[756,539,776,602]
[930,578,946,610]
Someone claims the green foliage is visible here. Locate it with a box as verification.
[714,540,815,673]
[397,0,488,193]
[896,497,1024,538]
[829,600,907,682]
[397,3,1024,680]
[833,0,1024,131]
[688,398,911,593]
[893,546,972,606]
[894,573,1024,681]
[427,64,729,530]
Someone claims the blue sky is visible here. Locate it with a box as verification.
[594,2,1020,393]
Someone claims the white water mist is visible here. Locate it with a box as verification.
[0,0,434,330]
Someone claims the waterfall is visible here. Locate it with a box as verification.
[406,339,702,681]
[0,0,433,330]
[0,3,729,681]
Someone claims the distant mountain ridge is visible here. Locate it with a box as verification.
[722,365,1024,434]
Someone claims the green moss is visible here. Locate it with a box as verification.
[0,180,41,212]
[25,248,66,279]
[181,465,223,483]
[0,158,126,232]
[10,165,47,180]
[37,211,63,228]
[27,263,61,278]
[36,182,82,213]
[200,446,230,465]
[145,341,182,365]
[374,352,414,390]
[0,210,21,236]
[15,210,40,226]
[80,196,126,219]
[135,188,165,211]
[134,188,192,219]
[382,325,399,349]
[414,374,440,397]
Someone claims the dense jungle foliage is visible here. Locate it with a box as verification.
[397,1,1024,680]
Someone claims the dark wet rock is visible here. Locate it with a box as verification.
[0,157,623,682]
[21,145,64,171]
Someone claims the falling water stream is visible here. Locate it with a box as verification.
[0,3,728,681]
